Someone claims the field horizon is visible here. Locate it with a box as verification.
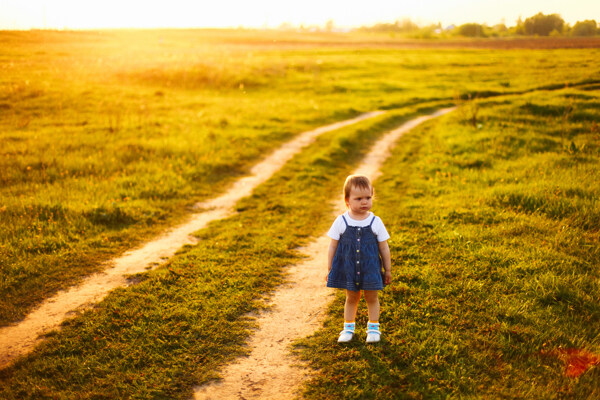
[3,28,600,49]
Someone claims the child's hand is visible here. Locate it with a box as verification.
[384,271,392,285]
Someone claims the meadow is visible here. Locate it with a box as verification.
[297,88,600,399]
[0,29,599,398]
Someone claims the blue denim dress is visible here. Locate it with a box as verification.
[327,215,384,291]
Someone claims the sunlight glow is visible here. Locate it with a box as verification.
[1,0,598,30]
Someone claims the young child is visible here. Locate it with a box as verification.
[326,175,392,343]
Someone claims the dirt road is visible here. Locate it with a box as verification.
[194,108,455,399]
[0,111,384,370]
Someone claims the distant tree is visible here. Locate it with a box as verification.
[325,19,335,32]
[397,18,420,32]
[571,20,598,36]
[487,23,508,37]
[358,22,391,32]
[358,18,419,33]
[523,12,564,36]
[513,16,526,35]
[494,23,508,33]
[277,22,294,31]
[458,23,486,37]
[549,29,562,37]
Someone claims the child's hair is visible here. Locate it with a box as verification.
[343,175,374,201]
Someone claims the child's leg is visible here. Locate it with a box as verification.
[364,290,381,343]
[363,290,380,322]
[344,290,361,322]
[338,290,361,342]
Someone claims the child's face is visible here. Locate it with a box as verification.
[345,185,373,217]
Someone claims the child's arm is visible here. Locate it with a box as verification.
[326,239,339,282]
[378,240,392,285]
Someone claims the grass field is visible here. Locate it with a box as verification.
[2,30,598,326]
[0,29,599,398]
[296,88,600,399]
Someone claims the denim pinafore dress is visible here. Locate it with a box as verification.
[327,215,385,291]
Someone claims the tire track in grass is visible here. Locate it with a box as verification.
[193,107,455,400]
[0,111,384,370]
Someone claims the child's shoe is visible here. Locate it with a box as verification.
[366,322,381,343]
[337,322,355,343]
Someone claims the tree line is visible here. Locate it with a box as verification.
[358,13,599,38]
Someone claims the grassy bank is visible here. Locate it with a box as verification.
[296,87,600,398]
[2,30,599,325]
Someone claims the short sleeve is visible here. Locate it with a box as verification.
[372,217,390,242]
[327,216,346,240]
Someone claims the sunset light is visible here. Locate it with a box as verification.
[1,0,600,392]
[1,0,598,30]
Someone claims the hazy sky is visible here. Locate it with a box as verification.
[1,0,598,30]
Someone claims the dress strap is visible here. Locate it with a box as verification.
[369,215,376,227]
[341,215,349,227]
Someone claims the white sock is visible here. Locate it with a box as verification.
[367,322,380,331]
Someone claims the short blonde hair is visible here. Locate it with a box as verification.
[343,175,374,201]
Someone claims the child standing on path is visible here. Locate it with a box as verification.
[326,175,392,343]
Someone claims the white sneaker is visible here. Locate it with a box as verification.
[338,330,354,343]
[366,322,381,343]
[366,330,381,343]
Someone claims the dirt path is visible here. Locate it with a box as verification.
[193,108,455,400]
[0,111,384,370]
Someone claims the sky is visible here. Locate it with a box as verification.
[0,0,598,30]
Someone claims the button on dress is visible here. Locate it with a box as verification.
[327,215,384,291]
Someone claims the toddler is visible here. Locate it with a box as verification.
[326,175,392,343]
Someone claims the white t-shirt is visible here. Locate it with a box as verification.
[327,211,390,242]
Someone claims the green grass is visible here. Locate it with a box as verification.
[295,88,600,399]
[1,29,599,399]
[0,104,447,399]
[2,30,599,326]
[2,29,600,326]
